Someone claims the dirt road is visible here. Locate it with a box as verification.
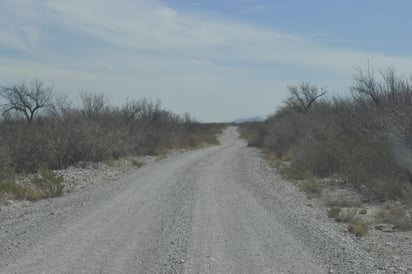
[0,127,383,273]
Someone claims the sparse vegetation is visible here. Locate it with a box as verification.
[327,205,368,237]
[237,122,265,147]
[299,180,322,195]
[240,67,412,202]
[325,196,362,208]
[335,208,358,223]
[348,221,369,237]
[0,180,25,200]
[32,168,64,198]
[327,207,342,219]
[0,79,223,202]
[130,158,145,168]
[26,187,44,201]
[377,201,412,231]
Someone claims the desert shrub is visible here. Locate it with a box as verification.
[26,187,44,201]
[0,180,25,200]
[238,122,265,147]
[0,164,13,182]
[327,207,342,219]
[32,168,64,198]
[335,208,358,223]
[327,207,368,236]
[289,139,340,179]
[171,122,222,149]
[245,67,412,201]
[348,221,369,237]
[0,88,223,178]
[263,110,305,158]
[299,180,322,195]
[377,202,412,230]
[130,158,145,168]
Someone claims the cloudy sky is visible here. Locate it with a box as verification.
[1,0,412,122]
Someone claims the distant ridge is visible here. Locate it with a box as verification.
[231,116,265,124]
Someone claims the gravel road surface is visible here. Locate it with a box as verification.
[0,127,386,273]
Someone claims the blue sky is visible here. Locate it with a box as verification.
[1,0,412,122]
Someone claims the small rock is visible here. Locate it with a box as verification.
[375,224,395,233]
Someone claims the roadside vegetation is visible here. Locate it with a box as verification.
[0,79,222,202]
[239,67,412,235]
[240,67,412,201]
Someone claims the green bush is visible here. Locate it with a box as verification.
[32,168,64,198]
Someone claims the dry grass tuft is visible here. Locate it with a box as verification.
[26,187,44,201]
[327,207,342,219]
[32,168,64,198]
[0,180,25,200]
[348,221,369,237]
[130,158,145,168]
[299,180,322,195]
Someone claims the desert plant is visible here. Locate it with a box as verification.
[0,85,223,175]
[0,180,25,200]
[299,180,322,195]
[348,221,369,237]
[327,207,342,219]
[377,202,412,231]
[32,168,64,198]
[243,67,412,201]
[335,208,357,223]
[26,187,44,201]
[238,122,265,147]
[130,159,145,168]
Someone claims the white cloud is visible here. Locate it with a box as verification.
[1,0,412,121]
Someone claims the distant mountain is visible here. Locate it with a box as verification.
[231,116,266,124]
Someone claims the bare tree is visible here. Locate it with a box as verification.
[351,66,382,105]
[285,82,327,113]
[0,79,54,122]
[45,95,74,118]
[121,98,145,122]
[80,92,107,119]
